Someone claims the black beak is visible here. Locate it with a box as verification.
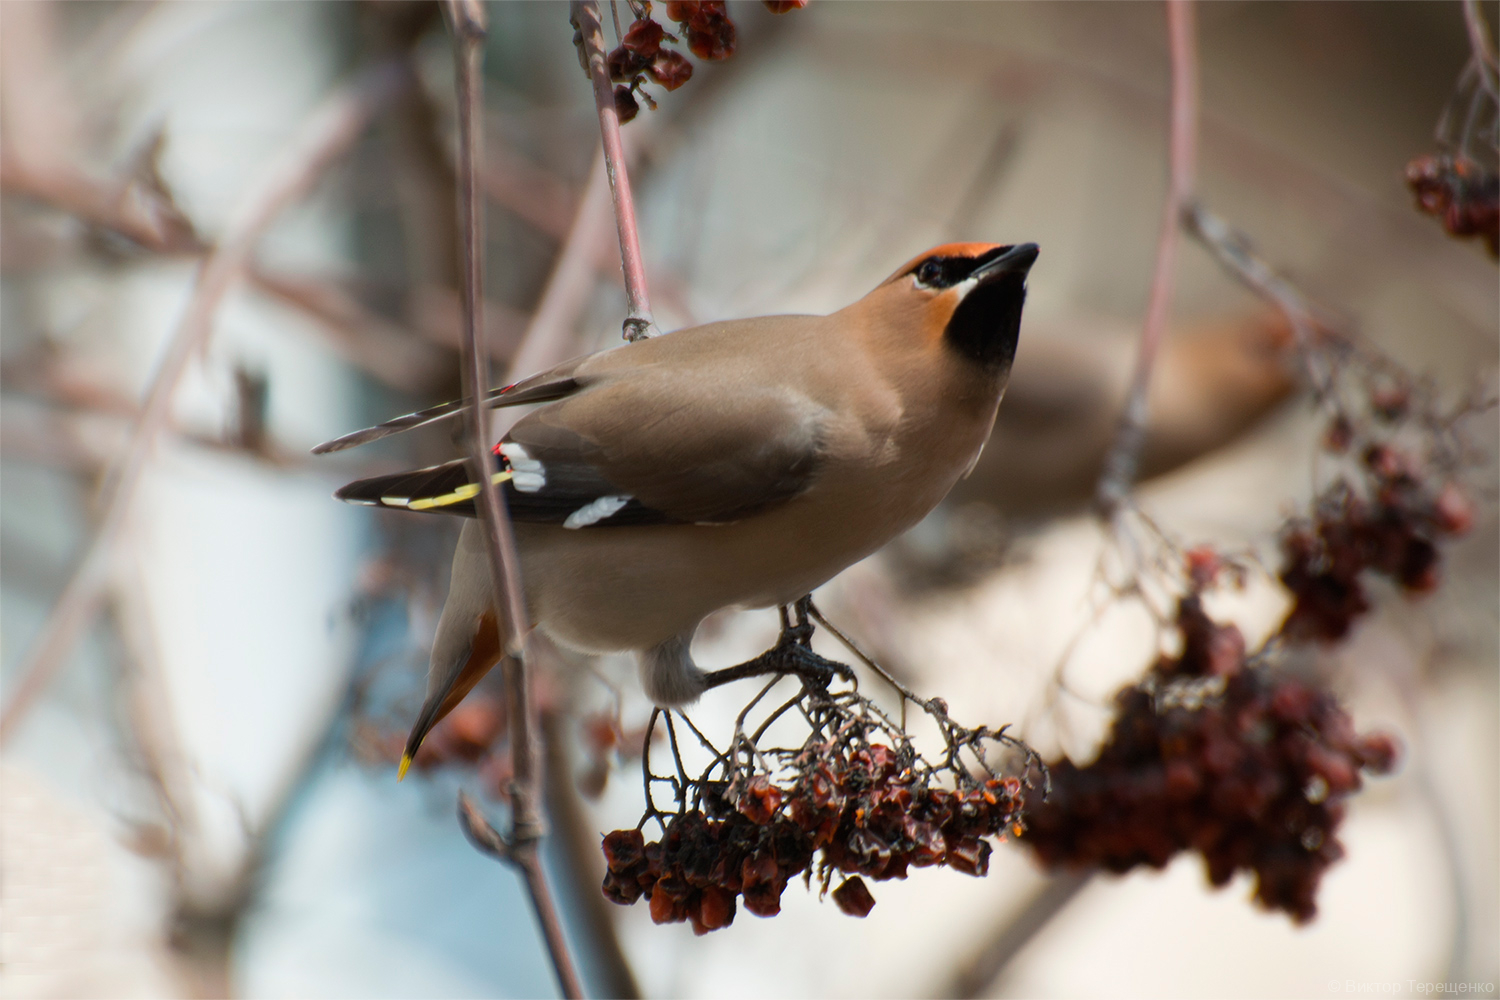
[970,242,1039,283]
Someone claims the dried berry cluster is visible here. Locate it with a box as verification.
[1023,592,1399,923]
[1279,358,1479,643]
[1020,342,1490,921]
[606,1,805,123]
[1405,153,1499,257]
[1279,438,1475,642]
[602,676,1032,933]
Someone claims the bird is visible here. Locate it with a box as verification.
[321,241,1038,777]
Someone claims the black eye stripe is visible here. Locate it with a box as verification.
[909,246,1012,289]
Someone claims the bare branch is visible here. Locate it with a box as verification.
[0,155,203,255]
[1096,0,1198,515]
[571,0,659,341]
[457,791,515,862]
[1183,202,1334,398]
[480,146,582,240]
[446,3,585,996]
[0,60,406,746]
[1463,0,1499,98]
[247,268,452,392]
[502,150,616,393]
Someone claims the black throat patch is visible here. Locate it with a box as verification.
[945,271,1027,372]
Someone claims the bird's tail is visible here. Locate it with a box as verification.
[399,520,506,778]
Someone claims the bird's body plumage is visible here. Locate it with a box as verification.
[326,242,1037,765]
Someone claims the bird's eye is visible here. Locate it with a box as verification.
[917,260,943,286]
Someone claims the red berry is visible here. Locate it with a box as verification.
[737,775,783,824]
[649,885,682,924]
[946,837,991,876]
[1185,545,1222,590]
[831,876,876,917]
[613,85,640,123]
[1356,732,1400,775]
[647,49,693,90]
[602,829,646,871]
[1322,415,1354,452]
[692,886,737,933]
[621,17,665,55]
[607,44,650,82]
[1431,482,1475,536]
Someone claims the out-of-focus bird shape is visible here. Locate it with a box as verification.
[951,309,1295,514]
[317,242,1039,775]
[883,309,1294,588]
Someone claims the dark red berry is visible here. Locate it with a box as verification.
[831,876,876,917]
[621,17,665,55]
[1431,482,1475,536]
[613,85,640,123]
[607,44,650,82]
[647,49,693,90]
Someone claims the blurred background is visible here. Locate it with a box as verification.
[1,2,1495,997]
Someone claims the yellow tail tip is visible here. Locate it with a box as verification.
[397,754,413,781]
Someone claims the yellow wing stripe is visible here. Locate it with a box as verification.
[405,470,513,511]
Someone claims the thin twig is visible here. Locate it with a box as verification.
[446,4,584,997]
[247,267,452,392]
[0,155,203,254]
[1463,0,1499,99]
[480,147,582,240]
[1182,202,1334,399]
[457,790,515,862]
[1096,0,1197,515]
[502,150,616,393]
[541,708,643,999]
[0,60,406,746]
[571,0,659,341]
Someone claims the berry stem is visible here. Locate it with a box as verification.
[1096,0,1198,517]
[571,0,660,341]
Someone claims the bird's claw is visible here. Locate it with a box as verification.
[771,639,853,691]
[700,627,855,695]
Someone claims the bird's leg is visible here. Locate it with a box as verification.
[701,596,855,693]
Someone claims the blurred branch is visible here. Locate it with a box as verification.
[571,0,659,341]
[480,146,582,241]
[503,150,615,391]
[1,162,519,395]
[1463,0,1498,98]
[1,381,385,477]
[542,707,642,999]
[246,267,452,392]
[1097,0,1197,516]
[0,154,203,255]
[1183,203,1335,398]
[949,870,1095,997]
[0,60,406,746]
[446,3,584,997]
[407,283,529,363]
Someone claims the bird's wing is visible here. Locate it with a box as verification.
[333,367,827,526]
[310,359,589,455]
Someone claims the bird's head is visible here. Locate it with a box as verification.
[864,242,1039,373]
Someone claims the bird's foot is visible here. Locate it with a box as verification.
[701,600,854,694]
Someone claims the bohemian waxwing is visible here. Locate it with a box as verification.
[321,241,1038,775]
